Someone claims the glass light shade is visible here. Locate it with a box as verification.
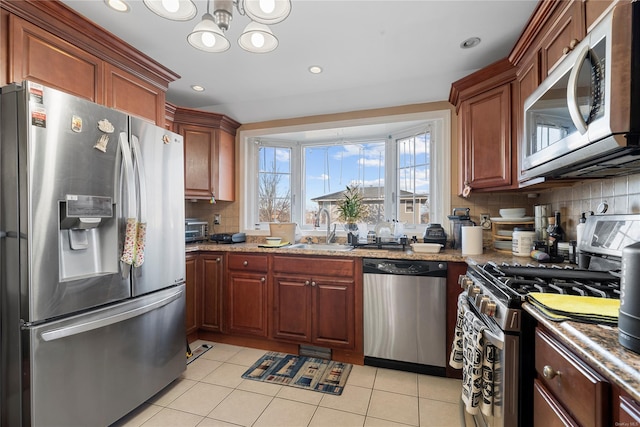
[143,0,197,20]
[104,0,130,12]
[188,13,230,52]
[242,0,291,25]
[238,22,278,53]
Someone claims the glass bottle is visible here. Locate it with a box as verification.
[548,211,565,257]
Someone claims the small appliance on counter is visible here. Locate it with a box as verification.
[210,232,246,244]
[447,208,475,249]
[185,219,208,243]
[423,223,447,247]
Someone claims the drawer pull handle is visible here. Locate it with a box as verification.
[543,365,560,379]
[243,261,248,266]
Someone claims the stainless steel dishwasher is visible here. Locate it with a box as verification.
[363,258,447,375]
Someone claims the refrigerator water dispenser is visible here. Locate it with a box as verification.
[59,195,117,280]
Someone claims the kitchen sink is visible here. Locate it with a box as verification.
[287,243,354,252]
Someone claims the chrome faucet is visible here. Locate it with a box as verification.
[318,208,336,243]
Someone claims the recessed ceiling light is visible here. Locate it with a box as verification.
[460,37,481,49]
[105,0,130,12]
[191,85,205,92]
[308,65,323,74]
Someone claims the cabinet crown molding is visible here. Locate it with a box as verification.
[174,107,241,135]
[448,58,516,111]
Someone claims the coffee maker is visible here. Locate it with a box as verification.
[447,208,475,249]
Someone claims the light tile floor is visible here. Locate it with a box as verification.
[111,340,463,427]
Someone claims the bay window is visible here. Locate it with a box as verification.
[241,110,450,236]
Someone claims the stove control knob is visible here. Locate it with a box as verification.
[458,275,473,290]
[468,285,481,298]
[478,295,490,312]
[484,301,497,317]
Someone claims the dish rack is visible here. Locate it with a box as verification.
[492,219,534,253]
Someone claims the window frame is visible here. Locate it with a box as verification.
[239,110,451,237]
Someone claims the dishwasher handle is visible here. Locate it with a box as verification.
[362,258,447,276]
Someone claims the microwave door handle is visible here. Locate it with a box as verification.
[567,45,590,135]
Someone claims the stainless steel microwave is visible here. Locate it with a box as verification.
[521,1,640,182]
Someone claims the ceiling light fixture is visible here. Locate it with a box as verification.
[143,0,197,20]
[460,37,481,49]
[142,0,290,53]
[191,85,206,92]
[308,65,323,74]
[105,0,130,12]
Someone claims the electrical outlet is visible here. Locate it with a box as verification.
[480,214,491,230]
[214,214,220,225]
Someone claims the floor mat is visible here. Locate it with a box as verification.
[241,351,352,395]
[187,343,213,365]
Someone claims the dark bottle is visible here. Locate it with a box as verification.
[548,211,565,256]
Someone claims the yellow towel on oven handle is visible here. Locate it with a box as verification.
[527,293,619,319]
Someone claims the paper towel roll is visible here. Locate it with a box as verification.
[461,226,483,255]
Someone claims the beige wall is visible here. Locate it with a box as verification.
[186,104,640,245]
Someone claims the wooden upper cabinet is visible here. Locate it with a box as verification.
[449,58,517,193]
[585,0,616,32]
[104,63,165,125]
[460,84,513,190]
[174,107,240,201]
[179,123,217,199]
[7,14,102,102]
[1,1,179,126]
[538,1,586,76]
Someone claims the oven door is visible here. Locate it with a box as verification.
[460,301,519,427]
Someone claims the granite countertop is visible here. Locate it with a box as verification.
[524,304,640,403]
[187,242,468,262]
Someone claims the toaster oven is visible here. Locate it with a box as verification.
[185,219,208,243]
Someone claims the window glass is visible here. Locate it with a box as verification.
[304,142,385,227]
[397,132,430,224]
[258,146,291,222]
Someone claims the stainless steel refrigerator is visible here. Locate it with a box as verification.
[0,81,187,427]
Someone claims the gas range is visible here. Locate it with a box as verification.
[454,214,639,427]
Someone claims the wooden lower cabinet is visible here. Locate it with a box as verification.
[273,274,355,349]
[201,253,224,332]
[185,253,199,336]
[226,254,269,337]
[272,256,357,350]
[534,328,609,427]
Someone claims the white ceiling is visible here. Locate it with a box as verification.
[60,0,538,139]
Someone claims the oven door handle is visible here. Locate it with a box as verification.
[483,328,504,350]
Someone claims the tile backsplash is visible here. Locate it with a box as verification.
[185,200,239,235]
[457,172,640,241]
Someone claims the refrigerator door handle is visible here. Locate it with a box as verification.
[130,135,148,267]
[119,132,138,266]
[40,288,183,341]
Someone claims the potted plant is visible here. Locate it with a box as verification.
[336,185,367,236]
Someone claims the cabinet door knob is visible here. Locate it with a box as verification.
[543,365,560,379]
[311,281,316,287]
[216,257,221,262]
[243,261,248,266]
[305,280,310,286]
[261,277,265,282]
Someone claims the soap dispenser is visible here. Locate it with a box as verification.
[576,211,593,251]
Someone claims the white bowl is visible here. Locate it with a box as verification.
[411,243,441,253]
[265,237,282,246]
[499,208,526,218]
